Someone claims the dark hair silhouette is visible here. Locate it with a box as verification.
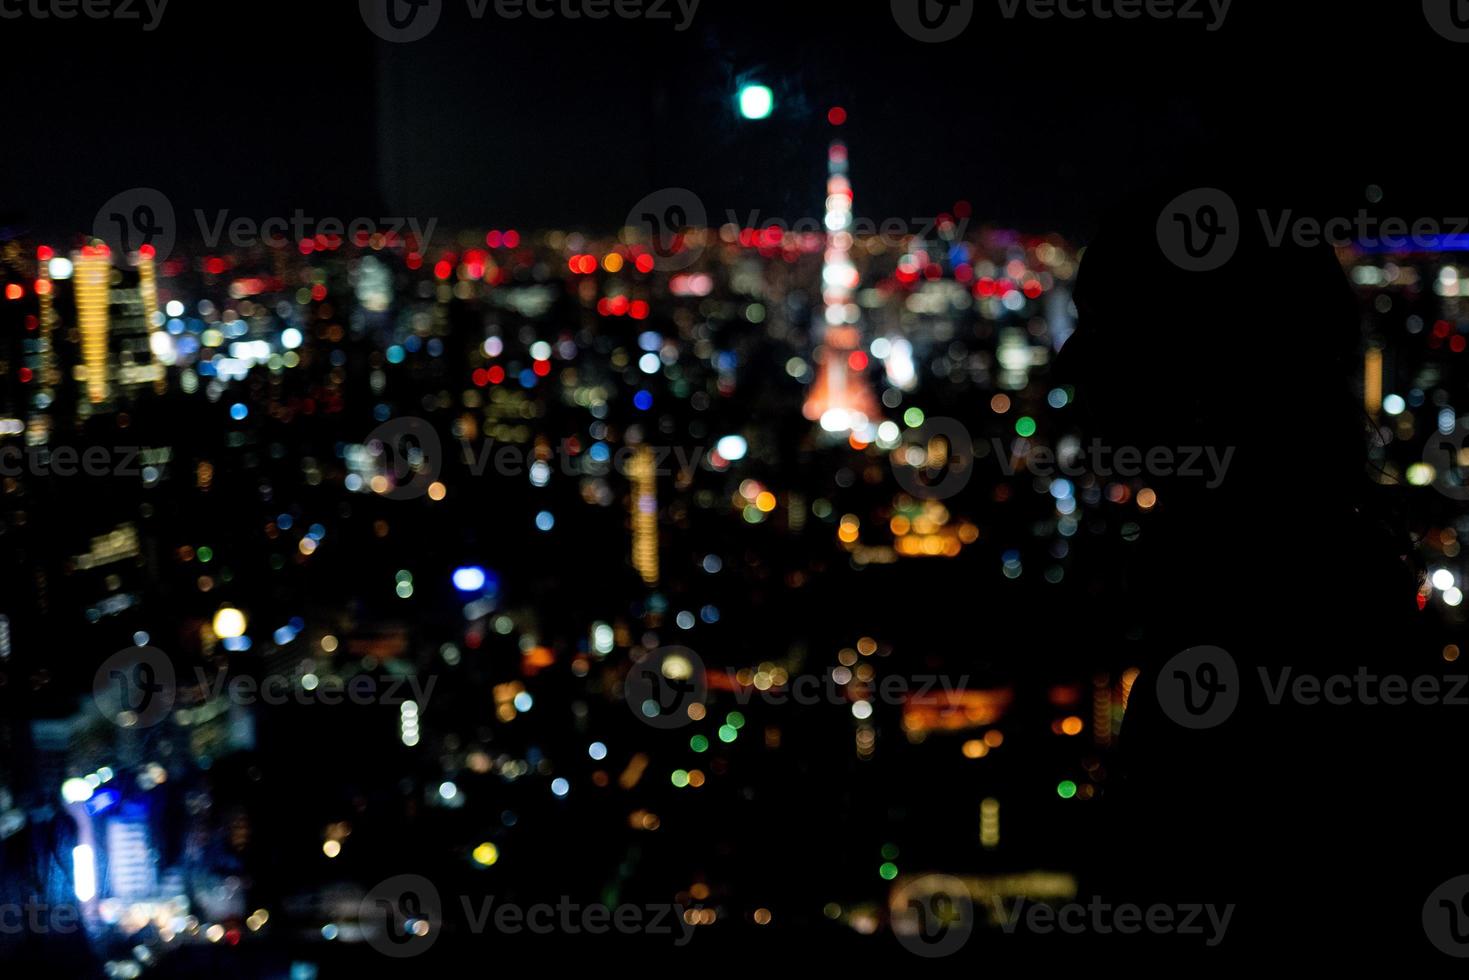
[1058,180,1439,962]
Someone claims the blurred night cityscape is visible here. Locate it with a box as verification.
[4,1,1469,975]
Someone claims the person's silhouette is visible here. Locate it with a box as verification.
[1057,180,1447,963]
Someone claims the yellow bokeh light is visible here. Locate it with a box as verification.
[212,606,247,639]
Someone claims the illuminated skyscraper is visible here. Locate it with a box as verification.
[630,445,658,585]
[136,245,166,394]
[35,248,60,388]
[74,245,111,407]
[803,140,880,439]
[1365,345,1383,417]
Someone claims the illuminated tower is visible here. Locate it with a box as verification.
[1364,345,1383,418]
[136,245,167,394]
[35,247,60,389]
[803,139,881,438]
[630,445,659,585]
[74,244,112,406]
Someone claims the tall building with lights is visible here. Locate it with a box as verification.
[73,245,112,408]
[803,140,881,439]
[630,444,658,585]
[136,246,167,394]
[72,245,163,413]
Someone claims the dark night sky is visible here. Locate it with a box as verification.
[0,0,1453,241]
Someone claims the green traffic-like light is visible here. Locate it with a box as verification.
[738,84,774,120]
